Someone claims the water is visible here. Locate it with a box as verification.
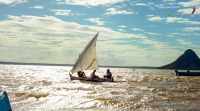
[1,65,200,111]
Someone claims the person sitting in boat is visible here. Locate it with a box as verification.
[103,69,112,79]
[77,71,86,78]
[175,70,178,76]
[90,70,99,79]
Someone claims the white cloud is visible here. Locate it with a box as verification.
[145,32,161,35]
[105,7,137,15]
[167,35,174,37]
[50,9,71,16]
[194,33,200,36]
[149,7,155,10]
[178,21,200,25]
[0,15,150,66]
[29,6,44,9]
[118,29,126,32]
[166,17,200,25]
[178,0,200,7]
[171,33,179,34]
[132,28,144,31]
[166,17,187,23]
[178,8,200,14]
[162,0,176,2]
[85,18,105,25]
[148,2,154,5]
[146,15,154,17]
[140,39,169,49]
[56,0,125,6]
[135,3,148,6]
[119,25,126,28]
[154,4,165,8]
[177,39,193,45]
[115,5,123,8]
[0,0,27,5]
[154,3,179,9]
[71,12,84,16]
[181,27,200,32]
[147,16,165,22]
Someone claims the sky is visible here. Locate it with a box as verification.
[0,0,200,67]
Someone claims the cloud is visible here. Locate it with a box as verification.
[105,7,137,15]
[115,5,123,8]
[140,39,169,49]
[119,25,126,28]
[177,39,193,45]
[85,18,105,25]
[145,32,161,35]
[162,0,176,2]
[132,28,144,31]
[150,25,155,27]
[178,8,200,14]
[118,29,126,32]
[56,0,125,6]
[147,16,165,22]
[0,15,150,65]
[194,33,200,36]
[171,33,179,34]
[154,3,180,9]
[149,7,155,10]
[178,0,200,7]
[0,0,27,5]
[181,27,200,32]
[148,2,154,5]
[166,17,200,25]
[167,35,174,37]
[165,17,187,23]
[154,4,165,9]
[146,15,154,17]
[50,9,71,16]
[29,6,44,9]
[135,3,148,6]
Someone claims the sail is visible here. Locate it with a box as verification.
[71,32,99,74]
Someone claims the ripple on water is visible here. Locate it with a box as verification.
[2,65,200,110]
[15,92,49,100]
[171,88,200,93]
[95,98,154,111]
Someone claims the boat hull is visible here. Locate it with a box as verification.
[69,74,114,82]
[175,71,200,76]
[0,91,12,111]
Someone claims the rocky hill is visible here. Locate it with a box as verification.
[158,49,200,70]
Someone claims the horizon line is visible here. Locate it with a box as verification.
[0,61,158,68]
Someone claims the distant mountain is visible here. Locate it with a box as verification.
[158,49,200,70]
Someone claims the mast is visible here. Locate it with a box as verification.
[80,54,82,71]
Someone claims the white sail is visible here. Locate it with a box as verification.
[71,32,99,74]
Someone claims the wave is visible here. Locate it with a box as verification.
[15,92,49,100]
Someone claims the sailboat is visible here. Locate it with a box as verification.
[0,91,12,111]
[69,32,114,82]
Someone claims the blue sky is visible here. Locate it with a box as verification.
[0,0,200,67]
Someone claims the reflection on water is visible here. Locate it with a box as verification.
[1,65,200,111]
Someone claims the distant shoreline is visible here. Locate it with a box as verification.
[0,61,158,69]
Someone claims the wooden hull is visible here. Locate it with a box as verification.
[0,91,12,111]
[69,74,114,82]
[175,71,200,76]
